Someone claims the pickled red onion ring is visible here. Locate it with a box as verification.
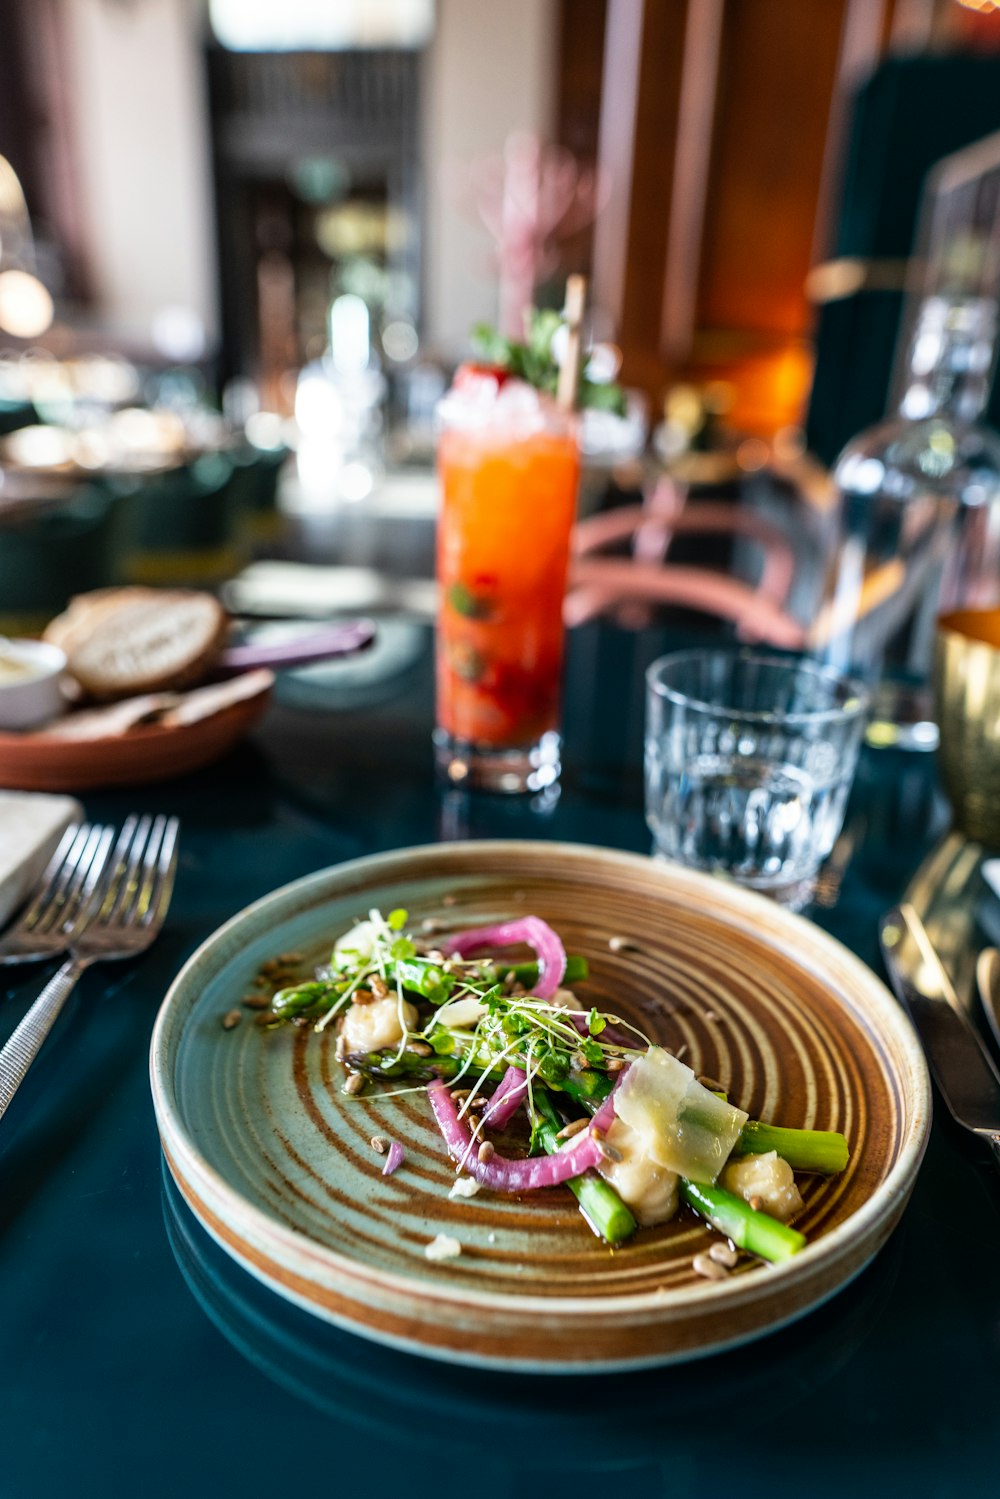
[439,917,567,999]
[427,1077,622,1192]
[382,1140,405,1175]
[482,1065,528,1130]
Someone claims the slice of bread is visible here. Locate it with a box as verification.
[45,588,228,700]
[44,587,148,658]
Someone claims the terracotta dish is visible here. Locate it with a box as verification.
[0,669,272,791]
[0,616,376,792]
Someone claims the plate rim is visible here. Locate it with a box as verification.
[150,839,932,1321]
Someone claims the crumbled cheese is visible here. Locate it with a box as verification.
[597,1118,679,1226]
[432,996,486,1030]
[720,1151,804,1222]
[425,1233,462,1262]
[448,1176,481,1200]
[331,919,378,971]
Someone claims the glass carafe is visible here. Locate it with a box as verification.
[812,294,1000,749]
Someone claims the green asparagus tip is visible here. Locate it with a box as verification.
[680,1179,806,1264]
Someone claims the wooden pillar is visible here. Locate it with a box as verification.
[660,0,725,363]
[591,0,645,332]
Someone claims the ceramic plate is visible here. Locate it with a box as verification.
[0,674,271,792]
[150,841,930,1371]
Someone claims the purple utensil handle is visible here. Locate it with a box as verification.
[219,619,377,674]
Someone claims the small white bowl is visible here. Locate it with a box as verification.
[0,641,67,730]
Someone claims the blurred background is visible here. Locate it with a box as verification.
[1,0,999,629]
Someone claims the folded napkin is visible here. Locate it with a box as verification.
[0,791,82,929]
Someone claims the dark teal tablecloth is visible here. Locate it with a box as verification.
[0,622,993,1498]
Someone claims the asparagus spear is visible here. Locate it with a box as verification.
[679,1180,806,1262]
[271,961,453,1020]
[347,1047,616,1107]
[348,1049,510,1087]
[271,980,343,1020]
[393,956,454,1003]
[271,954,590,1020]
[395,950,588,1005]
[489,954,589,987]
[729,1119,849,1174]
[533,1087,637,1246]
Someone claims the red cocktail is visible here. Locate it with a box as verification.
[435,378,580,791]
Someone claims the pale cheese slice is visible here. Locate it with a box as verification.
[614,1047,748,1184]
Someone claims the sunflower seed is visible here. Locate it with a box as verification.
[692,1252,728,1281]
[609,936,640,953]
[709,1241,738,1267]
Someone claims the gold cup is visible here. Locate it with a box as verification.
[935,608,1000,846]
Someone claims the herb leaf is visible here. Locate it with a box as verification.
[447,583,492,620]
[471,307,625,415]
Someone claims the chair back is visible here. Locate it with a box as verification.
[0,484,125,635]
[120,452,249,586]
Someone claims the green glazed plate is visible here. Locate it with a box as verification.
[149,841,930,1371]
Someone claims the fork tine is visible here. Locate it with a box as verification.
[101,815,158,929]
[61,824,116,929]
[123,814,167,925]
[92,815,142,924]
[19,823,90,930]
[142,817,179,931]
[33,824,107,936]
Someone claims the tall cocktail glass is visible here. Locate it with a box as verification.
[434,382,579,792]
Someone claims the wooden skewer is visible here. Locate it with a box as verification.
[557,274,587,412]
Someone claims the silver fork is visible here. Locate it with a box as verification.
[0,814,179,1124]
[0,822,116,965]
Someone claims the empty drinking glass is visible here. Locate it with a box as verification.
[645,650,869,909]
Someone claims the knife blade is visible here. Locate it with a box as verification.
[975,946,1000,1054]
[880,902,1000,1170]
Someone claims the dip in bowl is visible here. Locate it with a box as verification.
[0,640,67,730]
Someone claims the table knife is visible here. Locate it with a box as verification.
[218,618,377,674]
[880,902,1000,1171]
[975,946,1000,1053]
